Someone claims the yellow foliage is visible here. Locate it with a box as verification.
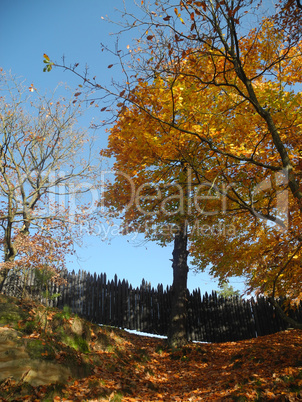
[100,16,302,301]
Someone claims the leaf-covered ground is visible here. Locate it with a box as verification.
[0,294,302,401]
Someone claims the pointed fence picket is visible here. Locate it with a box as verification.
[1,268,302,343]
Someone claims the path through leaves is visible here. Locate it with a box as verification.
[1,294,302,401]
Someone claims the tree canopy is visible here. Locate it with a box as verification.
[97,0,302,303]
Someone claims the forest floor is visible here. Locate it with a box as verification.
[0,293,302,401]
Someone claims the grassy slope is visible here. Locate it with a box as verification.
[0,293,302,401]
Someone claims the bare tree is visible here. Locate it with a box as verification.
[0,71,98,292]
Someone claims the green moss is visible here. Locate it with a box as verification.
[53,305,72,321]
[26,339,56,360]
[0,295,27,329]
[23,319,36,334]
[62,333,90,353]
[111,391,124,402]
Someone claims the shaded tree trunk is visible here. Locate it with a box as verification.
[0,221,17,293]
[168,222,189,348]
[0,268,9,293]
[268,297,302,329]
[0,216,29,293]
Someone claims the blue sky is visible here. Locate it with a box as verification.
[0,0,246,294]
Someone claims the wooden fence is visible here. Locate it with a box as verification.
[1,268,302,343]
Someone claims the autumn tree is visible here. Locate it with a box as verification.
[100,94,227,346]
[0,71,98,294]
[217,282,241,298]
[95,0,302,305]
[44,0,302,339]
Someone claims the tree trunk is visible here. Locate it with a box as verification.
[0,222,17,293]
[168,222,189,348]
[0,268,9,293]
[268,297,302,329]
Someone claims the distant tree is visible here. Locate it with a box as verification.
[217,283,241,298]
[0,71,98,292]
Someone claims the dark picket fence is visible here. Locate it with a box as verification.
[1,268,302,343]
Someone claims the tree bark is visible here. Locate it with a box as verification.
[168,222,189,348]
[268,297,302,329]
[0,221,17,293]
[0,268,9,293]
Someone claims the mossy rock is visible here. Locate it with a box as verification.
[60,332,90,353]
[26,339,56,361]
[0,326,92,386]
[0,293,131,388]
